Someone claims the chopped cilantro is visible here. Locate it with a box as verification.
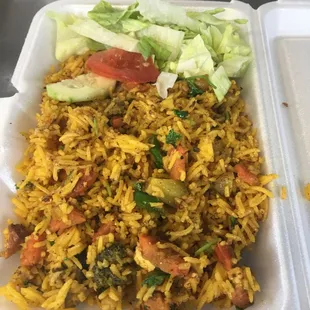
[15,184,20,190]
[49,241,55,246]
[174,109,189,119]
[185,75,217,97]
[150,135,163,169]
[166,129,182,148]
[142,268,170,287]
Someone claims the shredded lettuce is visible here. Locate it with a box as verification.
[174,35,214,77]
[138,25,184,61]
[209,66,231,102]
[69,19,139,52]
[155,72,178,99]
[137,0,201,32]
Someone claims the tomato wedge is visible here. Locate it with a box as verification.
[86,48,160,83]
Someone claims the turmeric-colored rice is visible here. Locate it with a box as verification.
[0,53,276,310]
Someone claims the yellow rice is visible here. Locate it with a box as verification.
[0,53,276,310]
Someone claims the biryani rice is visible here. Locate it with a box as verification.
[0,53,277,310]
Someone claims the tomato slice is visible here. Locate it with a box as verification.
[86,48,160,83]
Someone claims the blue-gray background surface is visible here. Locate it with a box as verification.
[0,0,274,97]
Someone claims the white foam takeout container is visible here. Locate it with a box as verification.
[0,0,310,309]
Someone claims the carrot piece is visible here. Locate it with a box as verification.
[49,208,86,234]
[92,222,115,242]
[235,163,259,186]
[21,234,46,267]
[214,244,234,271]
[169,146,187,181]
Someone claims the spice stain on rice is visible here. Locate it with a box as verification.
[0,53,276,310]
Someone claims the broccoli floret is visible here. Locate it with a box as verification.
[93,266,125,291]
[96,243,126,264]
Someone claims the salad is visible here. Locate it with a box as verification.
[46,0,252,103]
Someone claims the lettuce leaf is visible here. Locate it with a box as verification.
[209,66,231,102]
[155,72,178,98]
[137,0,201,32]
[173,35,214,77]
[88,0,138,31]
[218,54,252,78]
[217,24,251,56]
[121,19,149,33]
[138,36,171,61]
[137,25,184,61]
[69,19,139,52]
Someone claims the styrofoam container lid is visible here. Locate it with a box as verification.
[0,0,310,309]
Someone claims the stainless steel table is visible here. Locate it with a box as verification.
[0,0,273,97]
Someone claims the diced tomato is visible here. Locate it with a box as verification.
[86,49,160,83]
[142,292,170,310]
[49,208,86,234]
[232,287,251,308]
[21,234,46,267]
[169,146,187,181]
[139,234,189,277]
[214,244,234,271]
[92,222,115,242]
[110,116,124,129]
[234,164,259,186]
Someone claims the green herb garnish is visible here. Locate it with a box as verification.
[230,216,237,230]
[15,184,20,190]
[195,239,218,256]
[185,75,217,97]
[187,78,204,97]
[166,129,182,148]
[93,118,99,136]
[174,109,189,119]
[49,241,55,246]
[23,280,30,287]
[142,268,170,288]
[150,135,163,169]
[134,190,164,215]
